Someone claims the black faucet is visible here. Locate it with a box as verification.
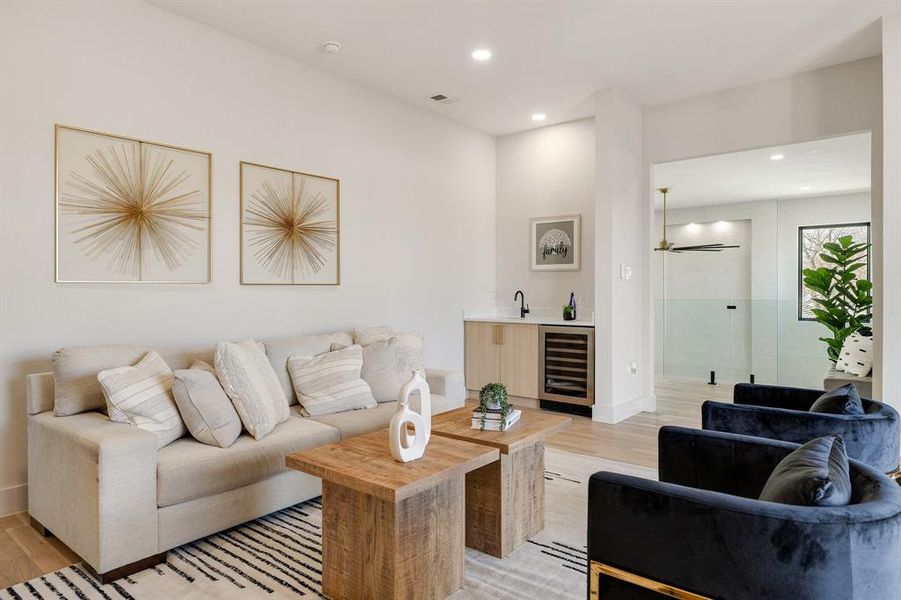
[514,290,530,319]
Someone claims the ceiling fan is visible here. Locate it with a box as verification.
[654,187,740,253]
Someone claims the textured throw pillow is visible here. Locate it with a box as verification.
[759,436,852,507]
[215,339,289,440]
[339,335,424,403]
[810,383,864,415]
[172,366,242,448]
[97,351,186,449]
[836,332,873,377]
[190,359,217,373]
[287,345,377,417]
[353,325,395,347]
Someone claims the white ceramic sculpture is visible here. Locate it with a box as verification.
[389,371,432,463]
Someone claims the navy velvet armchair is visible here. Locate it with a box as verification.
[702,383,900,474]
[587,427,901,600]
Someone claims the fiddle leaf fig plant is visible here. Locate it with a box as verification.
[802,234,872,362]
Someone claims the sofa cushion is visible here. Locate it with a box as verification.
[352,325,394,346]
[52,344,215,416]
[263,332,353,405]
[288,345,377,416]
[759,435,852,506]
[295,393,456,440]
[335,336,424,403]
[301,403,395,440]
[172,367,242,448]
[215,339,289,440]
[97,351,186,449]
[810,383,864,415]
[157,416,339,507]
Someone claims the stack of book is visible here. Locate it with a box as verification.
[471,407,522,431]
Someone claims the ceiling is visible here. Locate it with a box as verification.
[150,1,899,135]
[652,132,872,209]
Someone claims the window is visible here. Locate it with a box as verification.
[798,222,870,321]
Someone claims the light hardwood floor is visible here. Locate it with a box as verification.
[0,513,80,588]
[544,377,734,468]
[0,377,729,588]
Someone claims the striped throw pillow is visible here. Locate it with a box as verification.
[97,351,187,449]
[288,345,377,417]
[215,339,289,440]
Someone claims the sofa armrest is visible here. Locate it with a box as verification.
[587,472,868,600]
[425,368,465,407]
[26,372,54,415]
[28,411,159,574]
[658,426,796,499]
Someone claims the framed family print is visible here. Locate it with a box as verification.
[530,214,581,271]
[55,124,211,283]
[240,161,340,285]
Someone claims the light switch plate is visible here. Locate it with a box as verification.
[620,263,633,280]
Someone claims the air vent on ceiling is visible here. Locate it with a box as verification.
[429,94,460,105]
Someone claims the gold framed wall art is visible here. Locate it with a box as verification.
[240,161,340,285]
[55,124,212,283]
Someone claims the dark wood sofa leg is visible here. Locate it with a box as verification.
[29,515,52,537]
[82,552,167,585]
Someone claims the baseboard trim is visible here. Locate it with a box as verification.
[592,395,655,424]
[0,483,28,518]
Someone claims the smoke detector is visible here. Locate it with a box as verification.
[429,94,460,105]
[321,41,342,54]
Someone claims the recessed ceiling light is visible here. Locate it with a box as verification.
[800,185,811,191]
[471,49,492,61]
[531,113,547,122]
[770,153,785,161]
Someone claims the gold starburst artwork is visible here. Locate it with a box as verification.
[242,165,339,284]
[56,126,211,283]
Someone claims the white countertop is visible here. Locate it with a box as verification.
[463,315,594,327]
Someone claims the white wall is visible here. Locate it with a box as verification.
[656,193,871,388]
[642,56,889,404]
[878,16,901,411]
[594,90,649,422]
[495,118,595,314]
[0,1,496,515]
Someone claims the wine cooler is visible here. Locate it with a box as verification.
[538,325,595,411]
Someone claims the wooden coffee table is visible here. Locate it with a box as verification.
[285,428,498,599]
[431,403,571,558]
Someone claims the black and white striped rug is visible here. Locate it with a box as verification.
[1,450,655,599]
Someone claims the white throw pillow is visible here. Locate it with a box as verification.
[353,325,395,347]
[172,364,243,448]
[836,332,873,378]
[97,351,186,449]
[340,334,424,403]
[215,339,289,440]
[287,345,377,417]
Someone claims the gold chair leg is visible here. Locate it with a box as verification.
[590,561,711,600]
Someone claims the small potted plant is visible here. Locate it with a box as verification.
[476,383,512,431]
[562,304,576,321]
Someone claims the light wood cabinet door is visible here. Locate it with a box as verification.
[498,323,539,399]
[464,321,502,391]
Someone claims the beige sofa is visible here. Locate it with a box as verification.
[25,330,465,581]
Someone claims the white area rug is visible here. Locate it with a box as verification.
[0,449,656,599]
